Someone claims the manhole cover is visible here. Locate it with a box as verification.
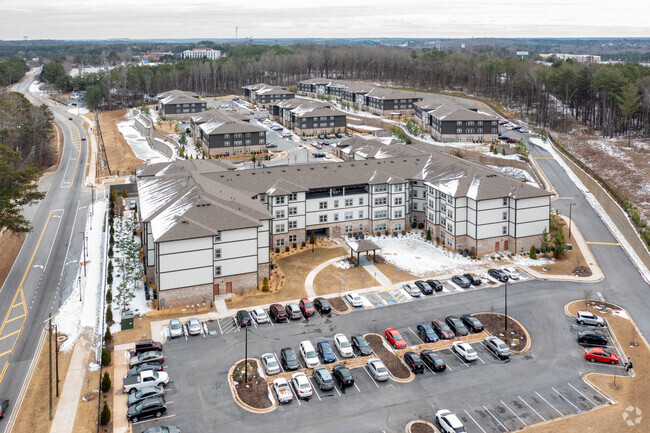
[57,335,68,343]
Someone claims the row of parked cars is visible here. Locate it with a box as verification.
[121,339,179,431]
[233,297,332,327]
[398,268,520,298]
[575,310,620,365]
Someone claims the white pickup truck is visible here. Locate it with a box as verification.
[272,378,293,404]
[122,370,169,394]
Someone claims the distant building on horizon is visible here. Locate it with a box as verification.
[182,48,222,60]
[540,53,602,64]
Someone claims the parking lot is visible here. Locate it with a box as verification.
[131,278,626,433]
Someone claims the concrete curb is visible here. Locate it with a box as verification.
[405,419,439,433]
[227,358,277,414]
[364,333,414,383]
[476,312,532,355]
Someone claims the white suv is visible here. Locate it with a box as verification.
[299,340,320,367]
[436,409,467,433]
[576,310,605,327]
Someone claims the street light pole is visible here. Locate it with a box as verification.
[244,324,249,384]
[48,312,53,420]
[55,324,59,397]
[504,280,508,333]
[568,203,575,239]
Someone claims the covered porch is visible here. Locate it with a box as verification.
[346,238,381,267]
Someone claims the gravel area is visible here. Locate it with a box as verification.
[474,313,527,352]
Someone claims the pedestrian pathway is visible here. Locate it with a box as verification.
[358,255,392,287]
[304,255,348,297]
[49,338,90,433]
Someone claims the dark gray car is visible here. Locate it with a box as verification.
[312,366,334,391]
[127,385,165,407]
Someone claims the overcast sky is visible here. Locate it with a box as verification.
[1,0,649,40]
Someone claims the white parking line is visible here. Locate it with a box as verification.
[480,342,501,360]
[552,387,581,413]
[463,410,487,433]
[383,290,399,303]
[332,382,341,397]
[269,317,275,327]
[476,353,486,364]
[132,414,176,425]
[288,383,302,406]
[588,381,614,404]
[407,327,424,344]
[500,400,527,426]
[422,362,436,375]
[449,349,469,368]
[274,352,285,373]
[353,382,361,393]
[216,317,223,334]
[363,366,380,387]
[518,396,545,421]
[535,391,563,416]
[567,383,597,407]
[482,405,508,432]
[308,378,322,401]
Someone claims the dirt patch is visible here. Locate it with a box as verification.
[365,334,411,379]
[74,362,101,433]
[0,231,26,289]
[409,421,436,433]
[474,313,527,353]
[226,246,347,309]
[530,215,588,276]
[98,109,144,176]
[12,333,73,433]
[373,256,419,283]
[313,262,379,296]
[232,360,273,409]
[526,302,649,433]
[328,296,349,313]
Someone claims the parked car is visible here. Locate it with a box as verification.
[312,366,335,391]
[265,142,277,148]
[129,351,164,367]
[426,279,444,292]
[367,358,390,381]
[502,267,520,280]
[461,315,484,333]
[345,292,363,308]
[300,136,307,141]
[317,341,336,363]
[463,274,481,286]
[280,347,300,371]
[414,280,433,295]
[334,333,354,358]
[125,363,164,378]
[299,340,320,367]
[332,365,354,388]
[415,323,439,343]
[286,303,303,320]
[312,142,323,149]
[250,307,269,324]
[291,372,313,399]
[186,317,202,335]
[404,352,424,373]
[445,316,469,336]
[168,319,183,338]
[127,385,164,407]
[312,152,326,158]
[577,330,608,346]
[335,133,343,138]
[299,298,316,317]
[132,339,163,356]
[318,134,325,139]
[141,427,180,433]
[436,409,467,433]
[431,319,455,340]
[385,328,407,349]
[584,347,618,364]
[403,283,421,297]
[453,341,478,362]
[350,334,372,356]
[273,378,293,404]
[313,297,331,314]
[234,310,252,328]
[420,350,446,371]
[519,128,530,134]
[127,396,166,423]
[123,370,169,395]
[484,336,510,359]
[488,268,509,282]
[0,399,8,419]
[269,304,288,322]
[576,311,605,327]
[261,353,281,375]
[451,275,471,289]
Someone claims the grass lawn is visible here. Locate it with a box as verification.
[313,262,379,296]
[530,215,589,277]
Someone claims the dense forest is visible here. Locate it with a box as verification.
[0,56,28,86]
[56,45,650,139]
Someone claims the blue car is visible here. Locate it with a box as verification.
[417,323,439,343]
[317,341,336,363]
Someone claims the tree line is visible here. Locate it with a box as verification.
[0,56,28,86]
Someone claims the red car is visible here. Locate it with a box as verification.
[385,328,407,350]
[299,298,316,317]
[431,319,456,340]
[584,347,618,364]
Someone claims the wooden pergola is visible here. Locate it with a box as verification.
[346,239,381,266]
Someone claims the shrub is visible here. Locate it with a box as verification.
[100,402,111,425]
[553,230,567,259]
[104,327,112,343]
[122,188,128,198]
[106,306,113,323]
[108,245,113,258]
[101,371,111,393]
[469,247,477,260]
[101,347,111,366]
[529,245,537,259]
[501,148,506,156]
[262,278,269,292]
[425,229,432,241]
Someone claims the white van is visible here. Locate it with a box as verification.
[299,340,320,368]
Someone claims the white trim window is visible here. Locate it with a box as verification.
[214,266,222,277]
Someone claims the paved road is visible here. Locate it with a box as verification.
[0,70,92,430]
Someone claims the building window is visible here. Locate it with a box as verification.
[345,198,353,207]
[214,249,221,259]
[275,224,285,233]
[334,200,339,208]
[214,266,222,277]
[288,234,297,243]
[345,212,353,220]
[456,121,462,126]
[395,223,402,231]
[441,216,447,226]
[359,198,364,206]
[345,225,353,233]
[374,184,387,192]
[503,198,508,206]
[275,196,285,205]
[319,215,328,223]
[358,210,364,218]
[288,207,297,216]
[374,197,387,206]
[374,210,387,219]
[456,129,462,134]
[334,213,339,221]
[275,210,285,218]
[319,201,328,210]
[224,141,230,146]
[394,197,403,205]
[394,184,403,192]
[288,220,297,229]
[224,134,230,138]
[213,232,221,242]
[276,238,285,247]
[394,210,403,218]
[289,193,297,201]
[374,223,387,231]
[447,209,453,218]
[359,224,364,231]
[447,223,453,233]
[502,211,508,221]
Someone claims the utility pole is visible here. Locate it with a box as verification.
[81,231,87,278]
[568,203,575,239]
[55,324,60,397]
[49,312,53,420]
[504,280,509,333]
[244,324,248,383]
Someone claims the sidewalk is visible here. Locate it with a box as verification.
[49,338,90,433]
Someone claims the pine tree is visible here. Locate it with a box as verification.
[310,232,316,252]
[100,402,111,425]
[553,230,568,259]
[426,228,432,241]
[529,245,537,259]
[540,228,551,253]
[101,347,111,366]
[106,306,113,323]
[101,371,112,393]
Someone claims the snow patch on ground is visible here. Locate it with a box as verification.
[333,260,353,270]
[511,256,554,266]
[29,81,43,94]
[67,107,90,115]
[487,165,539,188]
[118,116,171,164]
[89,362,100,371]
[55,200,107,352]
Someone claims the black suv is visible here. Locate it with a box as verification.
[280,347,300,371]
[461,315,484,333]
[577,330,608,346]
[126,396,166,423]
[488,268,509,282]
[415,280,433,295]
[426,280,444,292]
[404,352,424,374]
[451,275,471,289]
[463,274,481,286]
[332,365,354,388]
[235,310,252,327]
[313,297,331,314]
[420,350,446,371]
[351,334,372,356]
[445,315,469,336]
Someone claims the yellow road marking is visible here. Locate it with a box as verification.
[61,122,82,187]
[0,351,12,359]
[5,314,25,324]
[0,330,20,341]
[585,241,620,246]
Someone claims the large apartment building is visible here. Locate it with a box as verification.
[182,48,222,60]
[190,110,267,157]
[157,90,207,118]
[270,99,347,136]
[136,151,550,304]
[242,83,296,106]
[414,101,499,142]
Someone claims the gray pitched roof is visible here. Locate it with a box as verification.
[157,89,200,100]
[428,104,497,122]
[199,118,265,136]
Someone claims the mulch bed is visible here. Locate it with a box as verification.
[365,334,411,379]
[572,265,592,277]
[232,360,273,409]
[474,313,527,352]
[409,422,435,433]
[328,296,349,313]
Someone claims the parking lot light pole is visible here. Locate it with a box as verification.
[504,280,508,333]
[568,203,575,239]
[244,324,249,384]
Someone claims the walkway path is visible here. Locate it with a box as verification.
[358,255,393,287]
[304,255,348,297]
[49,338,89,433]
